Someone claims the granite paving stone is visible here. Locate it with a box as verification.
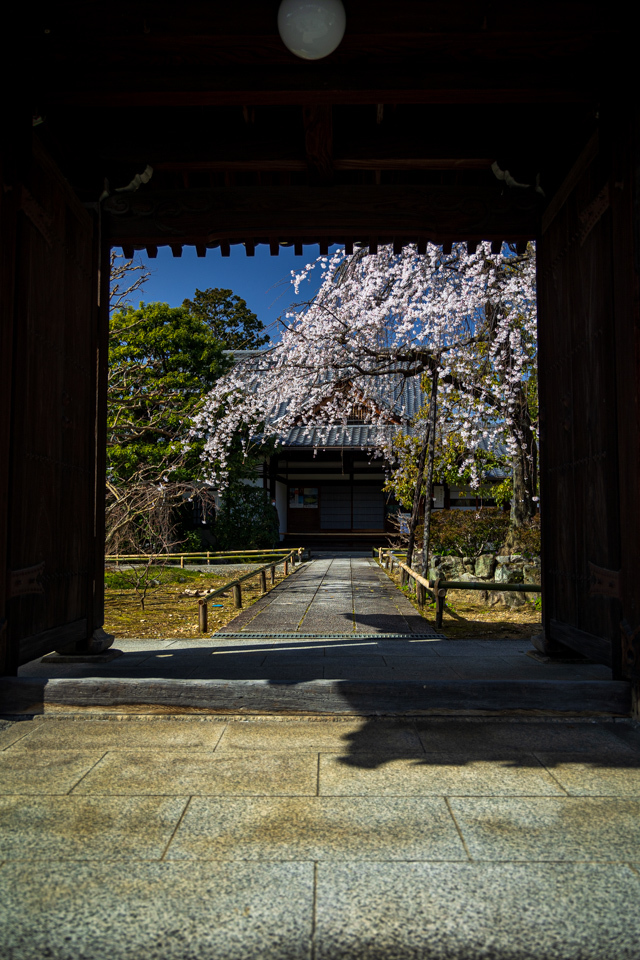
[0,720,41,750]
[0,748,106,794]
[319,752,565,796]
[165,796,467,861]
[9,717,227,752]
[449,796,640,860]
[0,860,314,960]
[214,719,423,755]
[72,749,319,796]
[314,862,640,960]
[534,752,640,796]
[415,719,639,755]
[0,795,187,860]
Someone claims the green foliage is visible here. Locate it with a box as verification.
[183,288,269,351]
[214,484,280,550]
[492,477,513,510]
[504,515,541,559]
[428,509,511,559]
[108,302,228,482]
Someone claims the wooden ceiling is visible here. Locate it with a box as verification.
[25,1,625,253]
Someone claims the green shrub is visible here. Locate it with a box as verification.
[423,508,541,559]
[214,484,280,550]
[427,508,511,558]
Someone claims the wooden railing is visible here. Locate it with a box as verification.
[377,547,541,628]
[196,547,304,633]
[106,548,300,569]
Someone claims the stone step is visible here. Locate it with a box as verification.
[0,677,631,717]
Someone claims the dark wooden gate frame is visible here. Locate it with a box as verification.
[1,4,639,696]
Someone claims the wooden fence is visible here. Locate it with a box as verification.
[377,548,540,628]
[197,548,303,632]
[105,548,300,569]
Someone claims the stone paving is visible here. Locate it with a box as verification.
[3,557,637,958]
[17,559,611,685]
[1,715,640,959]
[216,556,435,636]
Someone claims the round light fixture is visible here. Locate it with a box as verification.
[277,0,346,60]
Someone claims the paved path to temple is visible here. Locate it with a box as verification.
[1,714,640,959]
[216,556,436,636]
[17,558,612,685]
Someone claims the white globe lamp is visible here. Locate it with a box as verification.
[277,0,346,60]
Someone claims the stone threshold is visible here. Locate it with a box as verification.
[0,677,631,718]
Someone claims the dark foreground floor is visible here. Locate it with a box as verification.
[1,714,640,960]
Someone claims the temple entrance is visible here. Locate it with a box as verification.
[1,3,638,691]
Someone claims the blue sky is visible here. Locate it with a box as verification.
[114,244,341,344]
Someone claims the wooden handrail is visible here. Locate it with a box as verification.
[377,547,541,627]
[197,548,304,632]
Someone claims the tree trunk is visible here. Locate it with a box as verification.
[421,369,439,579]
[510,385,538,528]
[405,423,430,569]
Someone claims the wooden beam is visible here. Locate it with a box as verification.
[303,104,333,184]
[542,131,599,234]
[105,184,541,246]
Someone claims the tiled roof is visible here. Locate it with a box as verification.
[277,424,394,448]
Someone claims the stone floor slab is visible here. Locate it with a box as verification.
[0,860,314,960]
[415,719,639,755]
[535,752,640,796]
[215,719,423,755]
[319,753,565,796]
[0,795,187,860]
[0,748,105,794]
[450,796,640,860]
[314,861,640,960]
[9,717,227,752]
[72,749,318,796]
[166,796,467,861]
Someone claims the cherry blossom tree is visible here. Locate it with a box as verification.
[193,241,537,571]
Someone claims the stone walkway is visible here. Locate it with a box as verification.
[3,557,637,957]
[1,714,640,959]
[16,559,611,686]
[217,557,436,636]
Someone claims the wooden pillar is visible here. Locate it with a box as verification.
[435,580,447,628]
[260,570,267,593]
[233,584,242,608]
[270,564,276,585]
[198,599,208,633]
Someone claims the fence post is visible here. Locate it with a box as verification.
[180,556,184,569]
[290,552,296,568]
[284,558,289,576]
[416,581,425,607]
[435,579,446,629]
[207,551,210,565]
[198,599,208,633]
[232,583,242,608]
[260,570,267,594]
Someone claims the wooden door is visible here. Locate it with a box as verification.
[1,136,103,671]
[538,120,640,676]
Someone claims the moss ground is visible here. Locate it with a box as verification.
[103,566,286,640]
[384,565,542,640]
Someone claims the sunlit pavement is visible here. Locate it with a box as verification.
[1,715,640,959]
[3,558,638,958]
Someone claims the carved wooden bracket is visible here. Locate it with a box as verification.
[20,186,53,246]
[9,562,45,598]
[588,561,621,600]
[579,184,610,246]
